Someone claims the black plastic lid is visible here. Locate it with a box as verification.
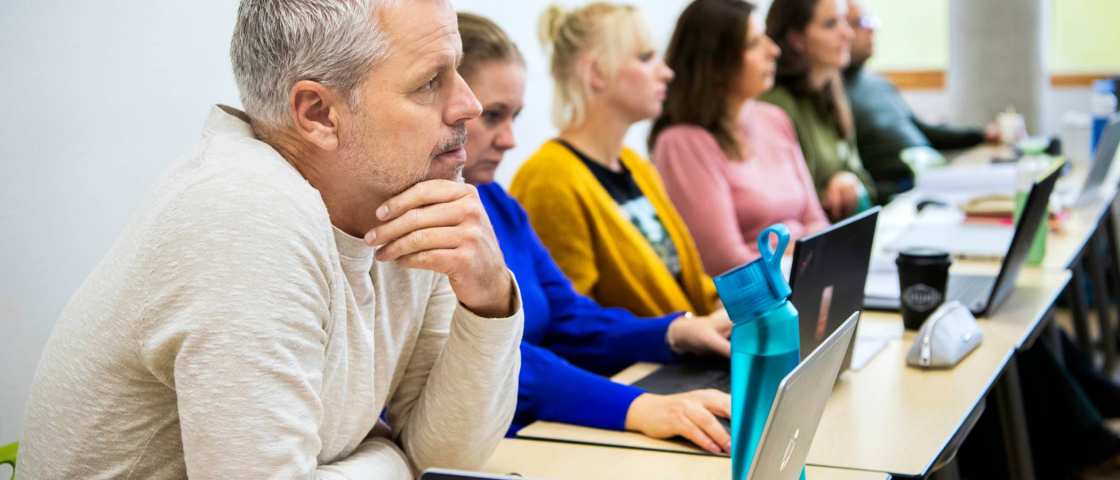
[896,247,951,265]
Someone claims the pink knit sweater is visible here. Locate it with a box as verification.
[653,101,829,276]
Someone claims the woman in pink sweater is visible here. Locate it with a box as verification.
[650,0,829,276]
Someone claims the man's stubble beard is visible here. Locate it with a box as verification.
[426,163,465,183]
[423,124,468,183]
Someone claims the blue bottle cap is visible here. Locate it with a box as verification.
[714,224,793,321]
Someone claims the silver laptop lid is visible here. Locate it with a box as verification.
[420,468,523,480]
[1080,117,1120,200]
[746,312,859,480]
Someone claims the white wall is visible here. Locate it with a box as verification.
[0,0,1098,445]
[0,1,242,443]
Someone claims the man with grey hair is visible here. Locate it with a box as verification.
[19,0,523,477]
[842,0,997,199]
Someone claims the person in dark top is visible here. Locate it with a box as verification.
[842,0,997,199]
[843,3,1120,477]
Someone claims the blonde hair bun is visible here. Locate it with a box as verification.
[538,5,569,52]
[539,2,649,130]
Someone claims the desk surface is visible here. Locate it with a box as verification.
[1042,190,1115,270]
[903,145,1117,271]
[511,145,1076,478]
[517,269,1070,477]
[484,438,890,480]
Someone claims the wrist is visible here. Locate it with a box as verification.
[461,269,516,318]
[666,312,693,354]
[624,393,652,431]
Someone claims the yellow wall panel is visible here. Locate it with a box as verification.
[860,0,1119,74]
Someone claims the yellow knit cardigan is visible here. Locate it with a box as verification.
[509,140,719,317]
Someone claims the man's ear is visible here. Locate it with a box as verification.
[287,80,341,151]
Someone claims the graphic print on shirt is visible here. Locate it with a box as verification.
[616,196,682,278]
[555,139,684,279]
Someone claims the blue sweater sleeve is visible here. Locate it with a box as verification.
[514,342,644,433]
[482,183,677,434]
[525,211,680,375]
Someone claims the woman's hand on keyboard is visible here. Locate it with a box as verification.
[625,390,731,454]
[667,309,732,357]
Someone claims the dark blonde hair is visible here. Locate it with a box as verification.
[539,2,650,129]
[457,12,524,82]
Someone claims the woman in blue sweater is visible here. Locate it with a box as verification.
[457,12,734,454]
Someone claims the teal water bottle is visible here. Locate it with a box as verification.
[715,224,803,480]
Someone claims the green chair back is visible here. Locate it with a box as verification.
[0,441,16,480]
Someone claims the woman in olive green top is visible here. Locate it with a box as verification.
[761,0,875,219]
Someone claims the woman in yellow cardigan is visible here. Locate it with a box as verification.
[511,2,722,319]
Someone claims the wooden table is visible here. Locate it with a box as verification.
[484,438,890,480]
[921,145,1120,370]
[500,144,1084,479]
[515,267,1069,478]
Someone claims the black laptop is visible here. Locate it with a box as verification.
[631,208,880,398]
[863,159,1064,316]
[1070,117,1120,206]
[788,208,878,363]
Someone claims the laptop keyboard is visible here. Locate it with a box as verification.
[947,274,994,313]
[702,372,731,394]
[866,273,994,314]
[631,360,731,395]
[631,360,732,432]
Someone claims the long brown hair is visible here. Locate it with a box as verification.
[766,0,854,139]
[649,0,755,159]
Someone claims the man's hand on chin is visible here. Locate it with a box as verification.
[364,179,515,318]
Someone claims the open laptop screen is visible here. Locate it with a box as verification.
[789,208,878,359]
[987,160,1064,312]
[1082,118,1120,198]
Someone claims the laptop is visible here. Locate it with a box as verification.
[632,211,878,398]
[424,317,856,479]
[419,469,521,480]
[1067,117,1120,206]
[744,312,858,480]
[788,207,878,366]
[864,159,1064,316]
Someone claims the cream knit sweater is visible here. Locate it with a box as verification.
[19,105,523,479]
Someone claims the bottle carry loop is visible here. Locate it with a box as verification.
[757,224,792,300]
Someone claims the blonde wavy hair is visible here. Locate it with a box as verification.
[539,2,651,130]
